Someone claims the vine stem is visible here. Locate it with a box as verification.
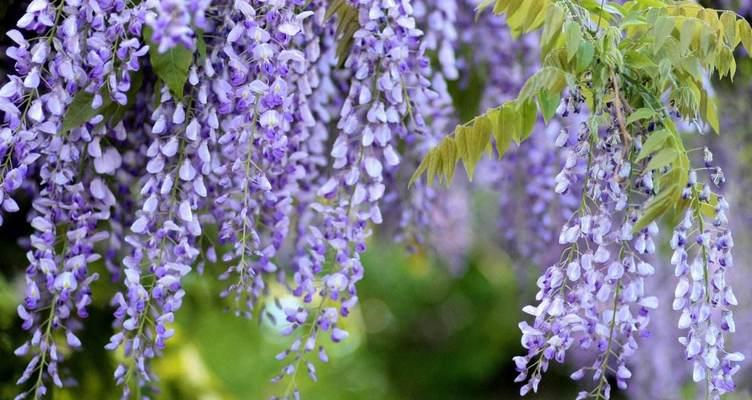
[592,281,621,399]
[609,70,632,150]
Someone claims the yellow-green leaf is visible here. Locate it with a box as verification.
[636,129,669,161]
[426,150,441,185]
[498,103,521,144]
[565,21,582,62]
[626,108,656,125]
[518,66,566,102]
[701,94,720,134]
[645,148,678,171]
[542,4,565,54]
[679,19,695,54]
[720,11,738,47]
[633,183,677,232]
[576,41,595,73]
[455,126,471,163]
[517,99,537,142]
[468,117,492,177]
[538,89,560,123]
[439,137,458,184]
[653,16,674,54]
[738,18,752,54]
[491,106,513,156]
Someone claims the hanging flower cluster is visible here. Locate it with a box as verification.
[407,0,748,399]
[514,110,663,398]
[3,0,750,399]
[3,0,445,397]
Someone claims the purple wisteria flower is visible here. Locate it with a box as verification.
[514,113,660,399]
[2,0,749,399]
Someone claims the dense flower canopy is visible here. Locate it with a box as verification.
[1,0,750,399]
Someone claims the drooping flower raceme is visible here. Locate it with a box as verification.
[513,110,663,399]
[2,0,748,399]
[271,0,435,388]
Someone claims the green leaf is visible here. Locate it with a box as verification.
[565,21,582,62]
[62,90,106,131]
[520,0,544,33]
[620,13,648,30]
[575,41,595,73]
[64,71,146,132]
[492,0,512,15]
[538,89,560,123]
[491,106,513,156]
[325,0,346,20]
[738,18,752,54]
[498,103,520,144]
[633,184,677,232]
[701,94,720,134]
[517,99,537,142]
[196,29,207,63]
[624,50,657,70]
[455,125,471,164]
[541,4,565,54]
[100,71,145,127]
[144,26,194,100]
[411,99,531,186]
[518,66,566,102]
[636,129,669,161]
[626,108,656,125]
[720,11,738,47]
[719,46,736,79]
[698,26,713,59]
[328,0,366,69]
[679,19,695,55]
[439,137,458,184]
[653,16,674,53]
[645,148,678,171]
[409,155,430,187]
[463,117,492,179]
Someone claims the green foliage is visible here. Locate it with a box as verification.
[61,91,100,132]
[410,66,568,186]
[325,0,360,66]
[143,26,197,100]
[61,72,144,132]
[61,22,205,132]
[100,72,145,127]
[413,0,751,231]
[1,230,558,399]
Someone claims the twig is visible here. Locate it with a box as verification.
[609,70,632,149]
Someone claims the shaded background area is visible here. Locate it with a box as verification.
[1,1,752,399]
[0,205,586,399]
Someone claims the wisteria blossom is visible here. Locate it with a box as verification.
[2,0,750,399]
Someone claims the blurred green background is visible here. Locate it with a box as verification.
[0,132,587,399]
[0,235,586,399]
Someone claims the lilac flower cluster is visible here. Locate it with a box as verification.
[271,0,436,386]
[7,0,144,397]
[669,168,743,397]
[2,0,437,397]
[2,0,748,399]
[378,0,475,272]
[513,114,662,399]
